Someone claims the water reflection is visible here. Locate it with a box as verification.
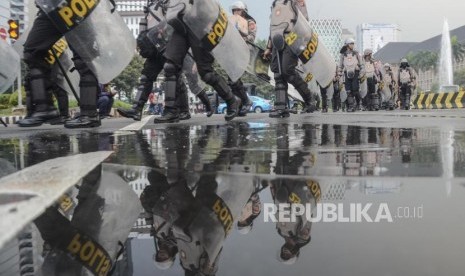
[1,123,465,275]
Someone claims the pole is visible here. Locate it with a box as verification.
[17,42,22,107]
[51,48,80,104]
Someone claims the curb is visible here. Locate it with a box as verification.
[413,91,465,109]
[0,116,25,126]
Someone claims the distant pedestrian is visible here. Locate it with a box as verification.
[97,83,116,118]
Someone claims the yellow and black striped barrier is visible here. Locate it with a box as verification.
[413,91,465,109]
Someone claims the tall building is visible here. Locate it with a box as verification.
[9,0,29,34]
[309,19,343,62]
[0,0,9,31]
[356,23,401,54]
[116,0,145,38]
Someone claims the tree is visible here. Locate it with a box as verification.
[112,55,144,101]
[451,36,465,63]
[407,51,438,72]
[454,68,465,89]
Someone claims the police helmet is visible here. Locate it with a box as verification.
[363,49,373,56]
[153,252,175,270]
[345,38,355,45]
[231,1,247,12]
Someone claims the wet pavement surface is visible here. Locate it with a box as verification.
[1,111,465,275]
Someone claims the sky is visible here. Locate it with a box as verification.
[219,0,465,42]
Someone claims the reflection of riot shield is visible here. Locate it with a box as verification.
[360,77,368,98]
[283,8,334,88]
[36,0,136,83]
[38,163,141,276]
[183,1,249,82]
[246,43,271,82]
[0,40,20,93]
[173,174,254,272]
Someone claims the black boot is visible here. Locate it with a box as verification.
[269,79,289,118]
[177,79,191,121]
[117,74,153,121]
[65,58,100,128]
[230,79,252,117]
[405,93,411,110]
[154,62,180,124]
[50,86,70,125]
[197,90,213,117]
[18,68,60,127]
[321,90,328,113]
[225,96,241,121]
[117,104,143,121]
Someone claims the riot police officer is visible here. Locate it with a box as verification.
[264,0,316,118]
[382,63,397,110]
[229,1,255,116]
[398,58,417,110]
[17,0,134,128]
[339,38,363,112]
[363,49,380,111]
[117,1,213,122]
[155,0,243,123]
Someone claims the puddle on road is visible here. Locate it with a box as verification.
[1,122,465,275]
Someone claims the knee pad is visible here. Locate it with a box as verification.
[163,62,178,79]
[202,72,217,85]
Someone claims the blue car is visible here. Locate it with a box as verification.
[217,96,272,114]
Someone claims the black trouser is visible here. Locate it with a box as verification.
[344,71,360,110]
[163,27,233,112]
[333,82,341,110]
[270,45,311,104]
[399,84,412,108]
[24,10,98,115]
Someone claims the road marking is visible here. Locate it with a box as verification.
[119,115,154,131]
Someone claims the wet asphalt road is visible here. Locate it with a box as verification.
[1,109,465,276]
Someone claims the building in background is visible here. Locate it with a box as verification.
[310,19,343,62]
[116,0,145,38]
[357,23,401,53]
[9,0,29,34]
[0,0,9,31]
[374,25,465,91]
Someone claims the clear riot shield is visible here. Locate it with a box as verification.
[246,43,271,82]
[360,77,368,98]
[0,40,20,93]
[146,2,173,52]
[381,73,393,102]
[182,54,206,95]
[36,0,136,83]
[183,0,249,82]
[13,31,80,97]
[285,9,334,88]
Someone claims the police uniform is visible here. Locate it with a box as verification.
[155,0,241,123]
[339,44,363,112]
[398,61,416,110]
[268,0,316,118]
[363,54,379,111]
[117,2,214,122]
[18,9,100,128]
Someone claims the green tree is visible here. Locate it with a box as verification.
[407,51,438,72]
[255,38,268,49]
[112,55,144,101]
[454,68,465,89]
[451,36,465,63]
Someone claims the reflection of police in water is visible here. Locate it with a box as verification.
[269,123,320,264]
[34,164,141,276]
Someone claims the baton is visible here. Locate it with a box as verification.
[51,48,80,105]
